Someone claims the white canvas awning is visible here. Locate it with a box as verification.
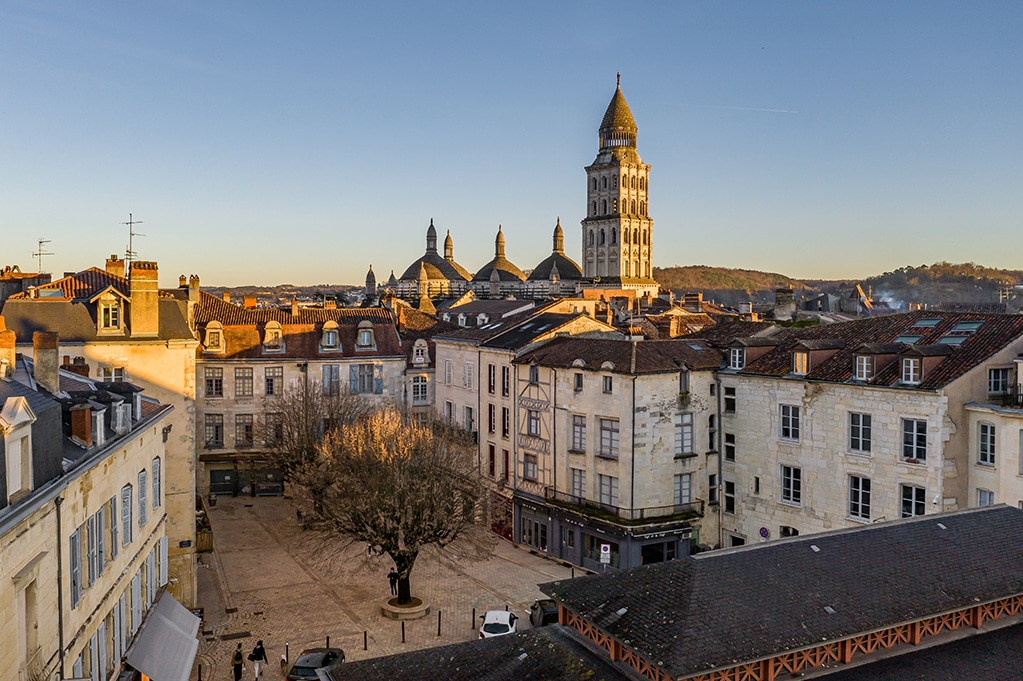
[125,591,200,681]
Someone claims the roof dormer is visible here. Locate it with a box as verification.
[90,287,130,335]
[357,320,376,350]
[321,321,340,352]
[263,321,284,353]
[790,339,844,376]
[204,321,224,353]
[851,343,903,381]
[899,344,953,386]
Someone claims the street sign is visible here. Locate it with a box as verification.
[759,527,770,540]
[600,543,611,564]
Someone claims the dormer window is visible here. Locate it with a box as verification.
[322,322,339,350]
[728,348,745,370]
[902,357,922,385]
[99,299,120,330]
[357,321,375,349]
[205,322,224,352]
[2,396,36,502]
[412,340,429,364]
[854,355,874,381]
[792,352,809,375]
[92,408,107,447]
[263,322,283,352]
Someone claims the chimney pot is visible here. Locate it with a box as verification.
[222,291,231,303]
[71,404,93,447]
[32,331,60,394]
[105,254,125,278]
[179,275,187,287]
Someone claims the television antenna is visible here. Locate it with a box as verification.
[31,238,54,274]
[122,213,145,273]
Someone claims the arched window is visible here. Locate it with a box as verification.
[357,320,375,348]
[631,176,637,189]
[623,229,630,244]
[625,262,631,277]
[602,200,607,214]
[613,175,618,188]
[599,229,606,245]
[633,228,639,244]
[640,201,646,215]
[592,201,597,216]
[643,231,648,245]
[591,178,597,191]
[263,321,283,351]
[631,199,636,214]
[588,230,595,246]
[321,321,339,349]
[612,198,618,213]
[640,177,645,190]
[611,227,617,244]
[602,176,608,189]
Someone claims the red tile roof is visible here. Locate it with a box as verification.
[515,336,722,374]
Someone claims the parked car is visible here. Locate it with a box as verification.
[479,610,518,638]
[529,599,559,628]
[286,647,345,680]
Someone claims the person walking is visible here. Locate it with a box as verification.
[231,643,244,681]
[251,640,268,678]
[388,568,399,596]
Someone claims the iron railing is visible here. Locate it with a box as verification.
[544,489,704,523]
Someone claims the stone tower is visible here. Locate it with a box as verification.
[581,75,655,290]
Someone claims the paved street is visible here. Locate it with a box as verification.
[190,495,576,679]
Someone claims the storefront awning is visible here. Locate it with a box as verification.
[125,591,200,681]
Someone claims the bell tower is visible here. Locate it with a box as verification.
[581,75,655,291]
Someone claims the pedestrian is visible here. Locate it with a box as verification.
[250,640,268,678]
[231,643,243,681]
[388,567,399,596]
[296,508,304,528]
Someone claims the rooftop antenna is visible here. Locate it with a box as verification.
[31,238,54,274]
[122,213,145,274]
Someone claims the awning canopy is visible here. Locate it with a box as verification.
[125,591,200,681]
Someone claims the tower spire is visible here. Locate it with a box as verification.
[495,225,505,258]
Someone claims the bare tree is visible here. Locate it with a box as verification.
[295,407,491,605]
[258,379,373,484]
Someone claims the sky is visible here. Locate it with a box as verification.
[2,2,1021,287]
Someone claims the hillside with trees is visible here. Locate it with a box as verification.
[653,265,810,307]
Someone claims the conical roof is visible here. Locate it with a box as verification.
[399,221,471,282]
[600,74,637,133]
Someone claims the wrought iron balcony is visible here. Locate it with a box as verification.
[999,390,1023,409]
[544,488,703,525]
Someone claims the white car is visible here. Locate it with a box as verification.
[479,610,518,638]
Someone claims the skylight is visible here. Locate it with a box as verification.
[894,335,923,345]
[687,342,704,350]
[937,336,967,346]
[950,321,984,332]
[912,318,942,328]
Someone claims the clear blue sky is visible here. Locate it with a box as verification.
[2,2,1021,287]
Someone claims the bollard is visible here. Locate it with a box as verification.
[472,607,476,629]
[364,630,368,651]
[504,604,508,611]
[198,664,202,681]
[285,643,289,664]
[437,610,442,637]
[401,621,406,643]
[326,635,330,649]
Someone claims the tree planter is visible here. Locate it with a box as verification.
[381,596,431,620]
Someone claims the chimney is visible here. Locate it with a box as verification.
[291,297,299,317]
[243,295,257,309]
[324,299,337,310]
[0,325,15,380]
[66,357,90,378]
[106,254,125,278]
[187,275,201,332]
[179,274,187,287]
[129,261,160,337]
[70,404,93,448]
[221,291,231,303]
[32,331,60,394]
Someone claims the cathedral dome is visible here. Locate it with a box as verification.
[473,226,526,282]
[399,220,471,282]
[528,219,582,281]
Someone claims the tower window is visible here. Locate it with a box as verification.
[631,176,637,189]
[599,229,606,245]
[613,175,618,188]
[602,200,607,215]
[591,178,597,191]
[588,230,595,246]
[612,198,618,213]
[631,199,636,213]
[592,201,597,216]
[623,230,629,244]
[639,177,645,190]
[640,201,646,215]
[611,227,617,244]
[602,176,607,189]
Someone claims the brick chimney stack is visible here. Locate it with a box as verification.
[129,261,160,337]
[187,275,201,332]
[179,274,187,287]
[106,254,126,278]
[0,322,15,380]
[32,331,60,394]
[291,297,299,317]
[70,403,93,448]
[243,295,257,309]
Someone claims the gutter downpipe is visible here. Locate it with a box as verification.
[715,373,724,549]
[56,494,66,679]
[631,373,638,517]
[551,367,557,501]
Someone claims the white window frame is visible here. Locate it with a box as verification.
[849,412,872,454]
[781,465,801,505]
[901,484,926,518]
[902,357,921,384]
[674,473,692,505]
[853,355,874,381]
[849,475,871,520]
[570,415,586,452]
[988,368,1011,395]
[792,352,809,375]
[598,418,619,459]
[674,413,694,457]
[598,474,619,507]
[978,422,996,466]
[728,347,745,370]
[570,468,585,498]
[978,488,995,507]
[527,409,541,437]
[902,418,927,461]
[780,404,800,442]
[411,376,428,404]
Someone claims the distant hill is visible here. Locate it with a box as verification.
[653,265,809,307]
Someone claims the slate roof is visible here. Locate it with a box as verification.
[822,622,1023,681]
[725,311,1023,390]
[331,625,636,681]
[540,506,1023,680]
[681,320,780,346]
[515,336,722,373]
[2,298,194,342]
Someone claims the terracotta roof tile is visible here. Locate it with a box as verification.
[515,336,722,373]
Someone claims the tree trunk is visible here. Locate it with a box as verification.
[392,550,418,605]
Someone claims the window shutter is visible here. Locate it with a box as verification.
[130,572,142,634]
[374,364,384,394]
[121,486,132,546]
[96,506,106,575]
[146,550,156,607]
[138,471,148,527]
[159,536,169,586]
[349,365,359,393]
[109,497,118,560]
[70,530,81,608]
[97,620,108,678]
[87,515,97,586]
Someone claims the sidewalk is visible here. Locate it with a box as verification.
[191,496,574,679]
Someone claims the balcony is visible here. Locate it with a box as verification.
[998,390,1023,409]
[544,489,703,526]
